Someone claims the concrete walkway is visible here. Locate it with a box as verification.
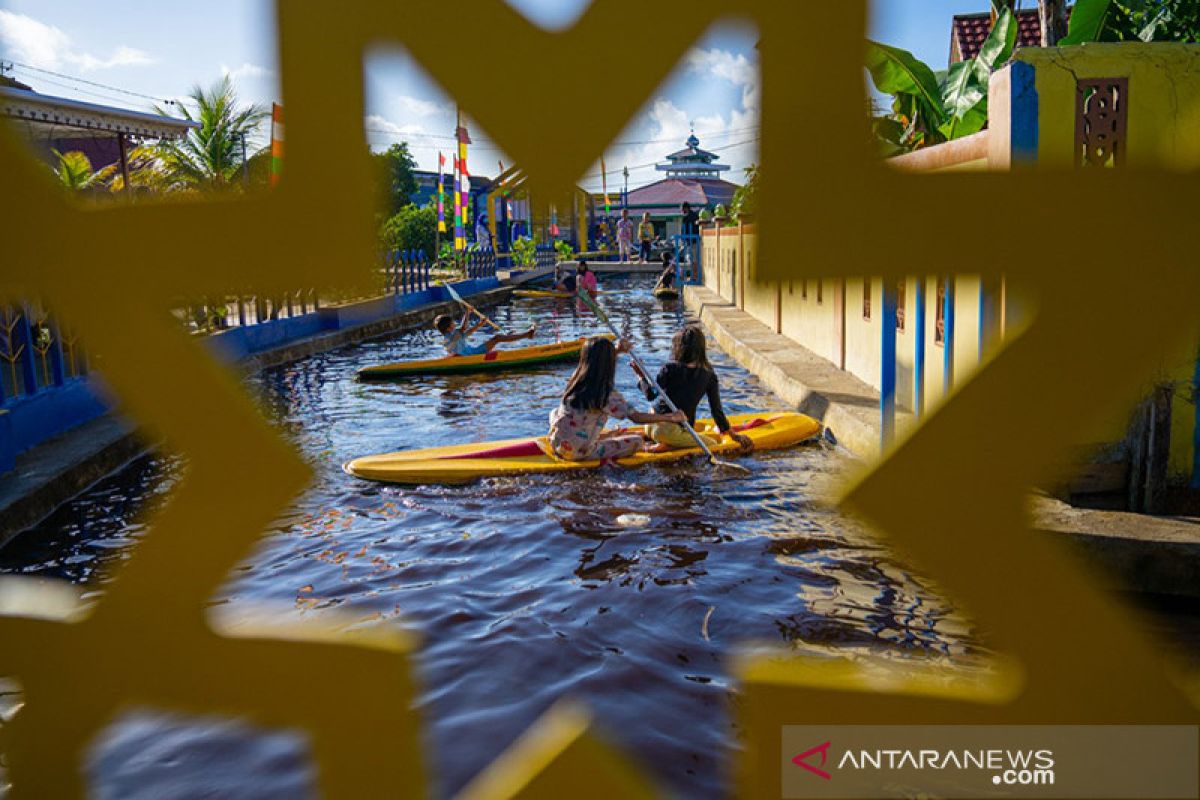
[683,284,905,457]
[0,415,146,547]
[1034,495,1200,598]
[683,284,1200,599]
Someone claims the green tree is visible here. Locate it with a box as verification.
[1063,0,1200,43]
[867,7,1017,152]
[380,202,437,258]
[154,75,268,191]
[732,164,759,220]
[51,150,102,191]
[373,143,419,217]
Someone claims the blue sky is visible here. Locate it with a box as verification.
[0,0,987,190]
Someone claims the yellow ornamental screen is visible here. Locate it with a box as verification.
[0,1,1197,798]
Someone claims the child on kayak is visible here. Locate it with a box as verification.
[554,264,578,294]
[576,260,598,295]
[656,251,676,290]
[435,311,534,357]
[638,325,753,451]
[550,336,685,461]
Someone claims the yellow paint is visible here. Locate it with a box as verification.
[1019,44,1200,170]
[0,6,1197,800]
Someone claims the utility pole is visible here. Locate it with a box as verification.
[240,133,249,186]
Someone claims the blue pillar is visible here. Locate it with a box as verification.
[881,280,897,450]
[0,409,13,475]
[943,276,955,395]
[15,307,38,396]
[913,277,926,417]
[979,280,987,361]
[47,319,66,386]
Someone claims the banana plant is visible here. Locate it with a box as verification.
[1062,0,1200,44]
[867,7,1017,152]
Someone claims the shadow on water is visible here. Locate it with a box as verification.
[1,277,978,799]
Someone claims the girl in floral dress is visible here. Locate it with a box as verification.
[549,336,685,462]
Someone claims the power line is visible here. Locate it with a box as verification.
[3,60,177,106]
[6,66,159,109]
[363,123,761,150]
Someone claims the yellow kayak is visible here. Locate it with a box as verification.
[358,337,594,379]
[513,289,609,299]
[514,289,574,299]
[343,412,821,484]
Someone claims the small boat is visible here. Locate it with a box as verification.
[512,289,609,299]
[513,289,574,299]
[358,337,595,379]
[343,412,822,485]
[654,286,681,300]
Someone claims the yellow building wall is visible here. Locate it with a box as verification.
[1018,44,1200,170]
[779,278,841,367]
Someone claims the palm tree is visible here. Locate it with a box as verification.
[155,75,268,191]
[52,150,103,192]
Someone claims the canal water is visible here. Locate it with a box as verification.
[0,277,974,798]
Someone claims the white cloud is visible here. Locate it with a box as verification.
[222,62,274,82]
[0,11,154,72]
[366,113,427,138]
[585,46,761,190]
[397,94,447,118]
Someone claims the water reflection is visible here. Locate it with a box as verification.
[2,277,976,799]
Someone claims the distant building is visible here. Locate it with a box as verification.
[601,133,741,240]
[949,9,1054,65]
[0,80,196,184]
[411,169,495,235]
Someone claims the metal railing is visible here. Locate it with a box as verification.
[0,303,88,406]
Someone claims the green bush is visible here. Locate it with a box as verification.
[380,203,437,258]
[512,237,537,268]
[554,240,575,263]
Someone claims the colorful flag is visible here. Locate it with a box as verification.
[454,123,471,250]
[270,103,284,187]
[437,152,446,234]
[600,156,610,215]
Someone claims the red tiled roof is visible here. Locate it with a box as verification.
[951,9,1045,64]
[624,177,738,210]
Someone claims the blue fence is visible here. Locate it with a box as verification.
[2,274,503,474]
[0,303,106,472]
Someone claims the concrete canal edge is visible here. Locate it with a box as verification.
[682,284,888,458]
[684,284,1200,600]
[0,286,513,546]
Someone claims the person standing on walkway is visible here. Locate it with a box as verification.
[475,214,493,252]
[616,208,634,262]
[637,212,654,263]
[680,202,699,237]
[679,202,700,267]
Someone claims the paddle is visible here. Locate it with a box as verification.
[442,282,504,334]
[576,288,751,475]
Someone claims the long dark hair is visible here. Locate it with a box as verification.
[563,336,617,411]
[672,325,711,370]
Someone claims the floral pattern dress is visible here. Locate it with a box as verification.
[548,389,645,461]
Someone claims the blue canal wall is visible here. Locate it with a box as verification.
[1,278,501,474]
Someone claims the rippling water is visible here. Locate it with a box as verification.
[0,277,975,798]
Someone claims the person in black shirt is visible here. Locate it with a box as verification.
[656,251,676,290]
[638,325,754,451]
